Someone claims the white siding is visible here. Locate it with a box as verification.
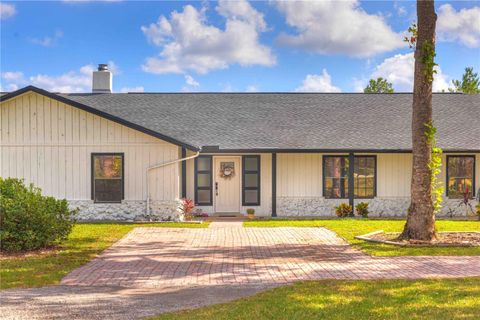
[277,153,323,197]
[0,92,181,201]
[377,154,412,197]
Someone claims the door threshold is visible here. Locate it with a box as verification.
[212,213,243,217]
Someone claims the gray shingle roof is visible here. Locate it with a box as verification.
[58,92,479,152]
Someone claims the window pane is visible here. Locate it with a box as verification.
[244,190,258,204]
[94,155,122,178]
[94,179,122,202]
[353,156,375,199]
[448,157,474,198]
[197,173,211,188]
[197,189,211,204]
[325,157,348,178]
[244,173,258,188]
[244,157,259,171]
[197,157,211,171]
[325,177,349,198]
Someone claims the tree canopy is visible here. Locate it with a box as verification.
[363,77,394,93]
[449,67,480,94]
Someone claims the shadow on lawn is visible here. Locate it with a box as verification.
[1,278,479,320]
[0,283,273,320]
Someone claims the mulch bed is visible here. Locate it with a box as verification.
[356,230,480,247]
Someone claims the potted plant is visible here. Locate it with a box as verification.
[355,202,369,218]
[179,198,195,221]
[246,208,255,220]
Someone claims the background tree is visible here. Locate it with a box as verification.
[399,0,438,241]
[364,78,394,93]
[449,67,480,93]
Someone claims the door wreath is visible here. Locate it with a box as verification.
[220,162,235,179]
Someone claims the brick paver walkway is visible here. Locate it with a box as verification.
[61,224,480,288]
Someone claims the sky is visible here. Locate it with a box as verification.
[1,0,479,93]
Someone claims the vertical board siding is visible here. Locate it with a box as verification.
[0,92,180,201]
[277,153,323,197]
[377,154,412,197]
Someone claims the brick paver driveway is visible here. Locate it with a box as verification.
[61,224,480,288]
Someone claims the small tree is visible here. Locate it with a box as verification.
[449,67,480,94]
[364,77,394,93]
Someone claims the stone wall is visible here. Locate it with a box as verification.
[69,199,184,221]
[277,196,479,217]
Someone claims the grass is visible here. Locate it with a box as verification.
[244,219,480,256]
[0,222,208,290]
[154,278,480,320]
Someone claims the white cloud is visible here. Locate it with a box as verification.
[141,0,275,74]
[1,71,24,82]
[371,53,450,92]
[437,4,480,48]
[275,0,404,57]
[28,65,93,93]
[106,60,121,75]
[120,86,144,93]
[221,83,234,92]
[181,74,200,92]
[393,1,407,17]
[29,30,64,47]
[352,78,367,93]
[0,3,16,20]
[185,75,199,87]
[295,69,341,92]
[1,61,119,93]
[246,85,258,92]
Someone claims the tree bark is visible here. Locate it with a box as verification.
[399,0,437,241]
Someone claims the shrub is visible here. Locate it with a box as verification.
[0,178,76,253]
[334,203,353,218]
[355,202,369,218]
[179,198,195,220]
[246,208,255,215]
[476,203,480,218]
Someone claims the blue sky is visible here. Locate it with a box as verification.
[1,0,479,93]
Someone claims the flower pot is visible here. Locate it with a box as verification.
[248,214,255,220]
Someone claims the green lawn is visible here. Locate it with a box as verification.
[154,278,480,320]
[0,222,208,290]
[245,219,480,256]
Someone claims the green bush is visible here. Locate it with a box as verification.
[246,208,255,215]
[355,202,369,217]
[0,178,77,253]
[334,203,353,218]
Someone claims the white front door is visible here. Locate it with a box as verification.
[214,157,240,213]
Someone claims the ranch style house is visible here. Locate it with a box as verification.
[1,65,479,221]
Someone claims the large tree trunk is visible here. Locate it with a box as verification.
[399,0,437,241]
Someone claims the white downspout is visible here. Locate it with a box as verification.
[146,150,200,216]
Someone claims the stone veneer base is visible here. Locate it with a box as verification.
[68,199,183,221]
[69,197,478,220]
[277,197,478,218]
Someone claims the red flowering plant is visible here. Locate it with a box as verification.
[179,198,195,221]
